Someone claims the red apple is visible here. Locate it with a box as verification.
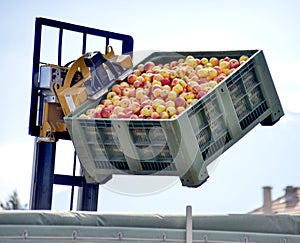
[196,90,207,99]
[127,74,137,84]
[174,96,186,107]
[133,80,143,88]
[100,107,112,118]
[144,61,155,72]
[112,84,122,95]
[161,78,171,86]
[228,58,240,69]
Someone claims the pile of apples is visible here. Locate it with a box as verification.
[79,54,249,119]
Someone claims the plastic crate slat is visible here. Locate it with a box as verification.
[141,161,176,171]
[94,160,129,170]
[240,101,268,130]
[202,132,231,161]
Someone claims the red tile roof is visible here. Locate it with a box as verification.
[250,186,300,215]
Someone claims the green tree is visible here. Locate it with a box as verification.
[0,190,27,210]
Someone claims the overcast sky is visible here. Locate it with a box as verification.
[0,0,299,214]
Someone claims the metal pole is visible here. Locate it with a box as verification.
[186,205,193,243]
[29,139,56,210]
[77,172,99,211]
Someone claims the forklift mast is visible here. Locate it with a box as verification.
[29,17,134,210]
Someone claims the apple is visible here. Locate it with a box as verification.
[163,85,171,91]
[160,111,169,119]
[239,55,249,64]
[151,111,160,119]
[140,99,151,109]
[213,65,222,75]
[109,114,118,119]
[120,81,130,88]
[165,100,175,108]
[192,84,202,94]
[135,89,145,100]
[186,58,197,68]
[124,110,134,118]
[185,92,195,100]
[152,98,165,109]
[95,104,104,111]
[170,60,178,68]
[127,74,137,84]
[144,61,155,72]
[102,99,112,106]
[176,68,186,78]
[167,90,178,101]
[78,113,89,119]
[160,89,169,99]
[94,110,102,118]
[176,106,186,114]
[143,81,152,89]
[228,58,240,69]
[219,60,229,69]
[209,57,219,67]
[197,68,209,78]
[106,91,117,100]
[172,84,184,94]
[169,70,177,80]
[128,87,136,97]
[137,63,144,72]
[132,69,142,76]
[112,106,124,114]
[159,69,169,78]
[153,73,164,82]
[201,57,209,65]
[196,90,207,99]
[186,98,196,106]
[129,102,141,114]
[214,74,226,83]
[117,112,127,118]
[174,96,186,107]
[130,114,139,119]
[141,73,150,82]
[112,84,122,95]
[161,78,171,86]
[100,107,112,118]
[166,106,176,117]
[121,87,131,97]
[152,87,162,98]
[140,95,151,103]
[156,104,166,114]
[120,98,131,108]
[141,104,154,117]
[208,67,218,79]
[177,79,187,89]
[223,56,231,62]
[136,75,145,82]
[111,95,120,106]
[133,80,144,88]
[152,80,162,86]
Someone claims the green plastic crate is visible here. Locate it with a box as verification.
[64,49,284,187]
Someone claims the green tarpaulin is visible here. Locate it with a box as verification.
[0,210,299,242]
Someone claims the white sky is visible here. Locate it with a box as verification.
[0,0,299,214]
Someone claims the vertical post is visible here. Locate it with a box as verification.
[29,139,56,210]
[77,176,99,211]
[186,205,193,243]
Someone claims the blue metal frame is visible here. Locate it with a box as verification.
[29,17,134,211]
